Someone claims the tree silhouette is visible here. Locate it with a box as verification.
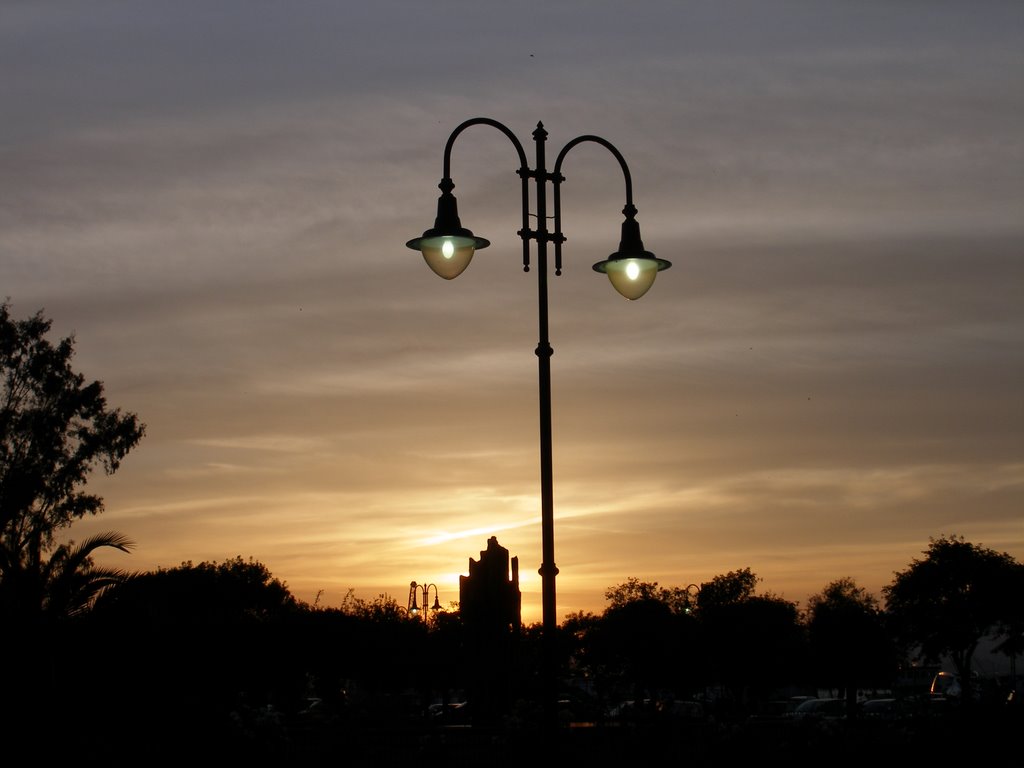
[696,567,758,609]
[602,593,679,707]
[696,569,806,714]
[0,302,144,624]
[83,557,305,756]
[337,590,427,715]
[806,577,896,713]
[883,534,1024,704]
[1,303,144,742]
[40,530,134,619]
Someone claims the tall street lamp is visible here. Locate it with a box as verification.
[408,580,441,622]
[407,117,670,719]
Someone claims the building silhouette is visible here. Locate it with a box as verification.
[459,536,522,724]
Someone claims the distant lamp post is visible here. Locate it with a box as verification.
[407,117,670,722]
[408,580,441,621]
[684,583,701,615]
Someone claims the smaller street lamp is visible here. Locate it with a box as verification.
[684,583,701,615]
[408,580,441,621]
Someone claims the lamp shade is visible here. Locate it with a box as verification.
[412,234,484,279]
[406,181,489,279]
[593,209,670,299]
[594,256,670,299]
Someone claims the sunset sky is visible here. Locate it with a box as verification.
[2,0,1021,624]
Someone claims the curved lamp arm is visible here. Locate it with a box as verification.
[553,134,635,204]
[551,135,634,276]
[442,117,529,180]
[442,118,532,270]
[552,135,670,298]
[424,583,441,611]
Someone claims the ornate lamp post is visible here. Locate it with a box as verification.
[684,583,701,615]
[408,580,441,621]
[407,117,670,723]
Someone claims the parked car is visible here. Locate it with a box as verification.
[606,699,654,721]
[790,697,846,721]
[751,696,815,721]
[930,670,981,701]
[658,699,706,721]
[860,697,911,721]
[428,701,470,724]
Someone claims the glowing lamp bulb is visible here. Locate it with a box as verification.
[595,256,666,300]
[441,239,455,260]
